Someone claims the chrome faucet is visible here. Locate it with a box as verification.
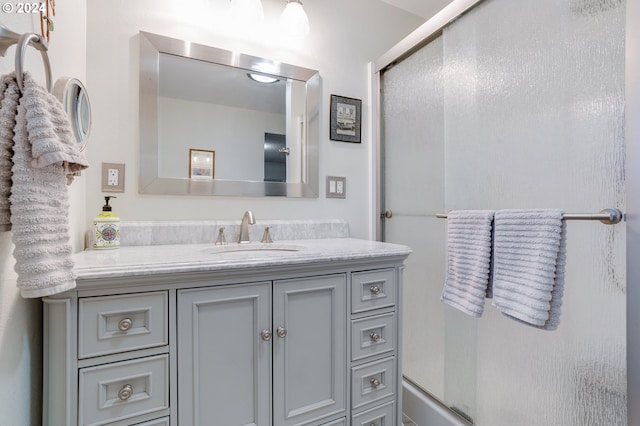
[238,210,256,243]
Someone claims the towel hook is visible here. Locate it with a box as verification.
[15,32,52,93]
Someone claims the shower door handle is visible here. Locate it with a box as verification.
[383,210,392,219]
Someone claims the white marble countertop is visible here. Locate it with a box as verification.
[73,238,412,280]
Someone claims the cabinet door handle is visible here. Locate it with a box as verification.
[370,377,381,388]
[370,331,381,342]
[277,327,287,338]
[118,318,133,332]
[261,330,272,341]
[370,285,381,295]
[118,384,133,401]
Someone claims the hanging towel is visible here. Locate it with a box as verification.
[491,209,567,330]
[441,210,495,317]
[9,72,89,298]
[0,73,20,231]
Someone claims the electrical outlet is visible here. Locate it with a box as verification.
[326,176,346,199]
[102,162,125,192]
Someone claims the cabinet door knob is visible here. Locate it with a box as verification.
[370,377,381,388]
[277,327,287,338]
[118,318,133,332]
[370,285,381,295]
[261,330,272,341]
[118,384,133,401]
[369,331,381,342]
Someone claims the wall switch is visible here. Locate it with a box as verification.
[326,176,346,199]
[102,162,125,192]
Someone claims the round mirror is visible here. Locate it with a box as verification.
[53,77,92,151]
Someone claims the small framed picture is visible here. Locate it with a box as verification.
[189,148,215,179]
[330,94,362,143]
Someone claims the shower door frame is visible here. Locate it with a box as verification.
[370,0,640,424]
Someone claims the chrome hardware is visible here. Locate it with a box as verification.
[261,226,273,243]
[370,332,380,342]
[277,327,287,338]
[118,318,133,332]
[118,384,133,401]
[384,210,393,219]
[261,330,272,341]
[278,147,291,155]
[436,207,624,225]
[370,285,381,295]
[238,210,256,244]
[370,377,381,388]
[215,227,227,245]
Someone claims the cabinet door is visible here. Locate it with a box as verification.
[178,282,272,426]
[273,274,347,426]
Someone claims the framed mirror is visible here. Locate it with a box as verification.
[139,31,320,197]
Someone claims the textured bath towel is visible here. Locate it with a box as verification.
[0,73,20,231]
[491,209,567,330]
[9,72,89,298]
[441,210,495,317]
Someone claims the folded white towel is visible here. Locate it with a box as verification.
[441,210,495,317]
[8,72,89,298]
[491,209,567,330]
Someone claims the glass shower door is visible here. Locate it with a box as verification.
[381,0,626,424]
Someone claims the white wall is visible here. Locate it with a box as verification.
[85,0,424,240]
[0,3,87,424]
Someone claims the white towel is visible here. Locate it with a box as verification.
[0,73,20,231]
[491,209,567,330]
[8,72,89,298]
[441,210,495,317]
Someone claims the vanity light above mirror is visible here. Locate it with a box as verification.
[138,31,320,198]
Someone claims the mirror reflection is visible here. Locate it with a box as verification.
[139,31,320,197]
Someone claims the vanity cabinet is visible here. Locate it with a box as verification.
[177,275,346,425]
[42,239,409,426]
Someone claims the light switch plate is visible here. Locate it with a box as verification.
[102,162,125,192]
[326,176,346,199]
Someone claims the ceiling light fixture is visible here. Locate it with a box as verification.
[279,0,310,38]
[230,0,264,27]
[247,73,280,84]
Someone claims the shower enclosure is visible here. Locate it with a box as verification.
[377,0,627,424]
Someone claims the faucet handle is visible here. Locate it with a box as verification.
[261,226,273,243]
[215,227,228,245]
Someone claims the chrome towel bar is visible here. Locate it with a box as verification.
[436,208,624,225]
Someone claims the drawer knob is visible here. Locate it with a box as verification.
[370,332,381,342]
[118,384,133,401]
[370,286,381,295]
[277,327,287,338]
[370,377,381,388]
[261,330,272,341]
[118,318,133,332]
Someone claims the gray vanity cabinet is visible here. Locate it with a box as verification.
[42,238,410,426]
[177,274,347,426]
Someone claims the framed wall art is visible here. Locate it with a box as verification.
[189,148,215,179]
[330,94,361,143]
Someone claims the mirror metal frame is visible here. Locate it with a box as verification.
[139,31,320,197]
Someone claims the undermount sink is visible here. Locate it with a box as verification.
[202,244,303,255]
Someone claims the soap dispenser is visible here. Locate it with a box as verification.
[93,196,120,249]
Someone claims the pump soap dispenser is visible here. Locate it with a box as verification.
[93,196,120,249]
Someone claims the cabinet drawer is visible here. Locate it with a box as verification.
[79,292,169,358]
[351,312,395,361]
[351,357,395,411]
[79,355,169,426]
[351,400,395,426]
[351,269,396,313]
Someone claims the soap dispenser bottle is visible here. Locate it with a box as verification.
[93,196,120,249]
